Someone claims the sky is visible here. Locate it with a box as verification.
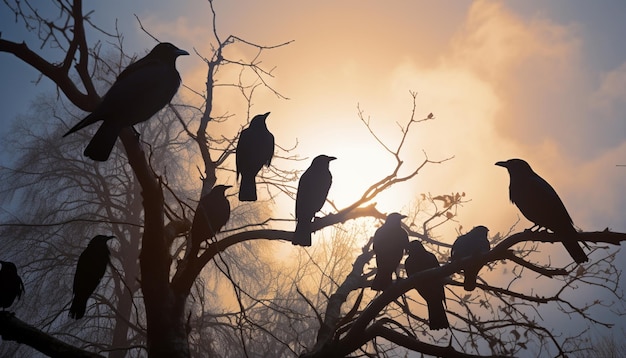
[2,0,626,353]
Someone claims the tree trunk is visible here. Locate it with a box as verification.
[120,130,191,357]
[144,292,189,357]
[110,180,143,358]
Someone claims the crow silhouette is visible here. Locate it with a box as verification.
[64,43,189,161]
[0,261,25,310]
[371,213,409,291]
[236,112,274,201]
[405,241,449,330]
[450,226,490,291]
[496,158,588,263]
[70,235,114,319]
[293,155,336,246]
[190,185,232,254]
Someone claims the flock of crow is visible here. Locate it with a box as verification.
[0,43,589,332]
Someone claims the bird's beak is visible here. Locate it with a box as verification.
[176,49,190,56]
[400,215,408,219]
[328,156,337,161]
[495,161,507,167]
[263,112,271,118]
[224,185,233,190]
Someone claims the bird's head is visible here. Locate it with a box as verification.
[311,154,337,167]
[470,225,489,237]
[150,42,189,61]
[213,185,233,194]
[0,261,17,273]
[495,158,533,175]
[386,212,407,225]
[407,240,426,253]
[250,112,271,127]
[90,235,115,246]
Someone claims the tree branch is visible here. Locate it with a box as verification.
[0,312,105,358]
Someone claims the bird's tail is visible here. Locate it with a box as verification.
[463,265,480,291]
[238,174,257,201]
[562,233,588,264]
[371,271,392,291]
[427,298,450,330]
[292,220,312,246]
[69,296,87,319]
[83,122,120,161]
[63,113,98,137]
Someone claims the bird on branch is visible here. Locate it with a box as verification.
[63,42,189,161]
[405,240,449,330]
[371,212,409,291]
[236,112,275,201]
[70,235,114,319]
[293,155,336,246]
[496,158,588,263]
[450,225,490,291]
[0,261,25,310]
[190,185,232,254]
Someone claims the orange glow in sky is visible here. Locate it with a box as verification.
[131,0,626,244]
[2,0,626,347]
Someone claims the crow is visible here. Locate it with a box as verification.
[190,185,232,254]
[236,112,274,201]
[371,213,409,291]
[0,261,25,310]
[70,235,114,319]
[450,226,490,291]
[63,42,189,161]
[496,158,588,263]
[405,241,449,330]
[293,155,336,246]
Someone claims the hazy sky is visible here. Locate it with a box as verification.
[2,0,626,351]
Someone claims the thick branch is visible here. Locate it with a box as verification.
[490,229,625,259]
[171,204,383,295]
[310,244,373,353]
[69,0,98,100]
[0,38,98,111]
[368,323,508,358]
[336,229,626,355]
[0,312,104,358]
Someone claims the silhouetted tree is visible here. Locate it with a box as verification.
[1,1,626,358]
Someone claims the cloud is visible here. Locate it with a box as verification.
[365,0,626,240]
[134,0,626,235]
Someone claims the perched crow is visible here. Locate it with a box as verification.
[450,226,490,291]
[371,213,409,291]
[496,158,588,263]
[64,43,189,161]
[190,185,232,254]
[405,241,449,330]
[70,235,114,319]
[293,155,336,246]
[236,112,275,201]
[0,261,25,310]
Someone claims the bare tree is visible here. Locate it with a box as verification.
[1,1,626,358]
